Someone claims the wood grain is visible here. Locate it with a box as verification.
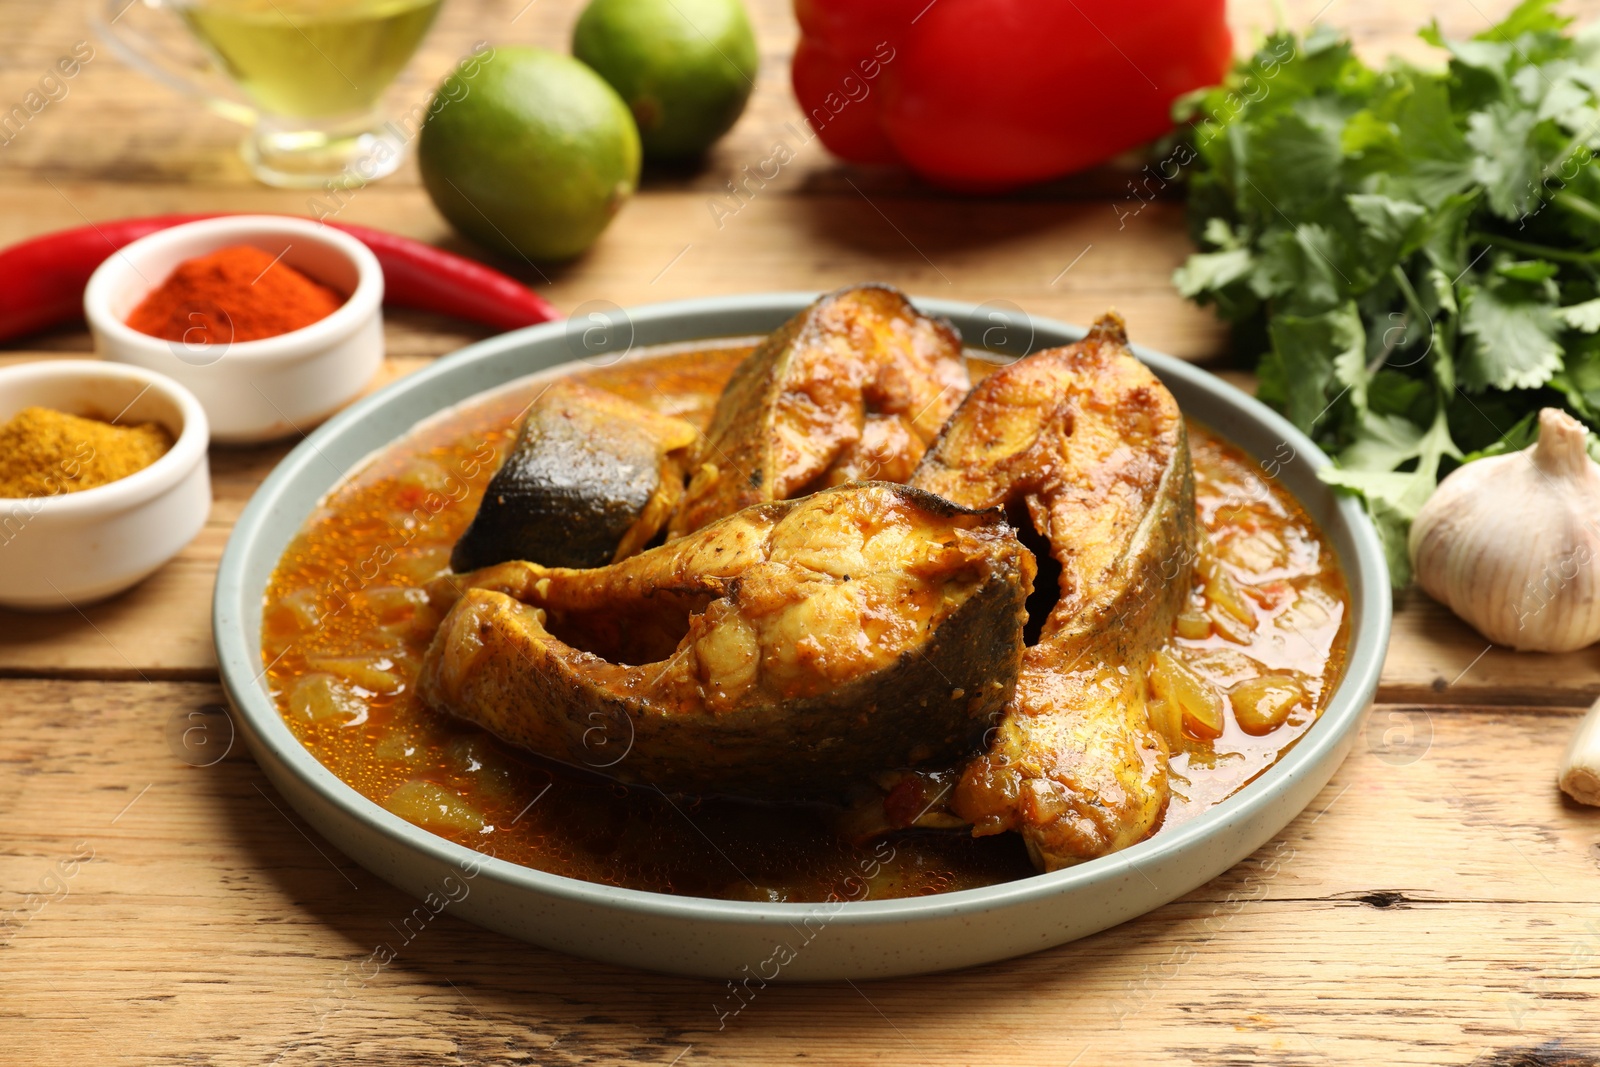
[8,334,1600,708]
[5,0,1593,191]
[5,0,1600,1063]
[6,1,1600,700]
[2,679,1598,1066]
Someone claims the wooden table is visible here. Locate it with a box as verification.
[4,0,1599,1063]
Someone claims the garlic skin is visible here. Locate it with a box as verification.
[1559,697,1600,807]
[1409,408,1600,652]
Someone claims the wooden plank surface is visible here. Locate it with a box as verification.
[8,336,1600,708]
[2,680,1597,1066]
[0,0,1541,192]
[4,0,1600,1063]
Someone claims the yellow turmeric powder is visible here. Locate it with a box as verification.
[0,406,174,498]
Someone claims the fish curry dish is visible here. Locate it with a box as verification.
[262,285,1350,902]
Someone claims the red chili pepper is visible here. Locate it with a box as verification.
[0,213,561,344]
[792,0,1234,191]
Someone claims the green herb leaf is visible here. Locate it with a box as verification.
[1479,0,1571,40]
[1266,304,1366,429]
[1558,297,1600,331]
[1347,193,1429,262]
[1173,248,1253,299]
[1174,2,1600,588]
[1460,281,1564,391]
[1467,103,1542,219]
[1320,408,1462,585]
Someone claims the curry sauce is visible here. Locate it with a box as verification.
[260,340,1350,902]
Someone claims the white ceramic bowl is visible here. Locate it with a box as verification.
[84,215,383,445]
[216,294,1391,980]
[0,359,211,611]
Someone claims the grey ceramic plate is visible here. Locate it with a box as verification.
[215,293,1391,981]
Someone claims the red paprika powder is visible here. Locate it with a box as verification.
[125,244,345,344]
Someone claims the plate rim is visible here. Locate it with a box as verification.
[215,290,1392,928]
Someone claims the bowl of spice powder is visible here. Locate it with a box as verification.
[0,359,210,610]
[84,215,383,444]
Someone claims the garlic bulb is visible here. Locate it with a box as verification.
[1559,696,1600,807]
[1409,408,1600,652]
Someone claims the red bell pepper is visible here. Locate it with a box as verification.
[792,0,1233,191]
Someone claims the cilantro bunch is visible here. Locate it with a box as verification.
[1174,0,1600,585]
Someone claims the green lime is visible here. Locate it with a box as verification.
[418,46,641,262]
[572,0,758,161]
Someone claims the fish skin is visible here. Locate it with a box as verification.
[451,380,698,573]
[909,312,1197,871]
[419,482,1033,801]
[668,285,969,538]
